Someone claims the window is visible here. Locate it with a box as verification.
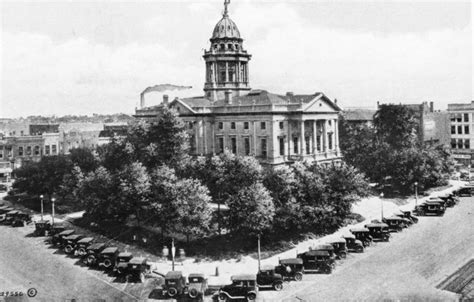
[52,145,57,154]
[218,122,224,130]
[279,122,284,130]
[34,146,40,155]
[465,113,469,122]
[465,126,470,134]
[218,63,226,83]
[26,146,32,155]
[231,137,237,154]
[244,137,250,155]
[230,122,236,130]
[261,138,267,157]
[458,126,462,135]
[243,122,249,130]
[465,139,470,149]
[293,137,298,154]
[0,147,3,159]
[218,137,224,154]
[279,138,285,156]
[305,137,310,154]
[450,114,456,121]
[328,133,333,150]
[451,126,456,134]
[451,139,456,149]
[457,114,462,122]
[458,139,463,149]
[45,145,50,155]
[260,122,266,130]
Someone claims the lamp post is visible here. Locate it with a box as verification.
[51,197,56,226]
[40,194,44,221]
[257,234,261,271]
[414,182,418,207]
[171,238,176,271]
[380,192,384,221]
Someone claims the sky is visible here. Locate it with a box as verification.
[1,0,472,118]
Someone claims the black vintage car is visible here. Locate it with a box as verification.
[350,228,373,247]
[414,200,445,216]
[162,271,187,298]
[52,229,75,246]
[364,223,390,242]
[310,244,336,264]
[297,250,335,274]
[329,238,348,259]
[256,265,284,291]
[438,194,459,207]
[114,252,134,275]
[342,234,364,253]
[455,185,474,197]
[382,216,410,232]
[96,246,120,269]
[217,274,258,302]
[83,243,107,265]
[1,210,20,224]
[11,212,32,227]
[62,234,86,253]
[395,210,418,224]
[121,257,151,283]
[33,220,51,236]
[187,273,208,300]
[72,237,95,257]
[275,258,304,281]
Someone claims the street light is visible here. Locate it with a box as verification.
[51,197,56,226]
[171,238,176,271]
[40,194,44,221]
[414,182,418,207]
[380,192,384,221]
[257,234,261,271]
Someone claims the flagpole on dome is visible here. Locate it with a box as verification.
[223,0,230,17]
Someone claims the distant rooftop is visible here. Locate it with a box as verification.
[342,109,376,121]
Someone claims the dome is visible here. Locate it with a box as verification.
[212,16,241,40]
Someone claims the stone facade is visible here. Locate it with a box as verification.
[448,101,474,167]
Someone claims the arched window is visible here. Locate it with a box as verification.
[228,44,233,50]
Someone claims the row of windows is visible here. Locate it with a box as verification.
[451,139,470,149]
[217,121,268,131]
[450,113,470,122]
[17,145,57,157]
[451,125,470,135]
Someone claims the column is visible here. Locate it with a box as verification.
[253,121,257,156]
[287,121,292,156]
[334,119,339,153]
[212,123,216,154]
[203,120,208,154]
[225,62,229,82]
[324,120,328,152]
[300,120,305,155]
[195,122,199,154]
[312,120,317,154]
[236,61,241,82]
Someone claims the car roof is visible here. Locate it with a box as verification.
[311,244,334,251]
[188,273,206,279]
[118,252,133,257]
[231,274,256,281]
[365,223,389,228]
[330,238,347,244]
[260,264,275,271]
[165,271,184,278]
[77,237,94,243]
[36,220,50,224]
[304,250,330,257]
[342,234,356,239]
[59,230,75,235]
[52,224,66,228]
[101,247,119,254]
[129,257,147,264]
[350,228,369,232]
[7,210,19,214]
[279,258,303,265]
[87,243,106,250]
[64,234,82,240]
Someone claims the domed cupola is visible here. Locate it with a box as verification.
[203,0,251,102]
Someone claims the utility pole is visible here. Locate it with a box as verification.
[171,238,175,271]
[257,234,261,271]
[51,197,56,226]
[380,192,384,221]
[40,195,44,221]
[414,182,418,207]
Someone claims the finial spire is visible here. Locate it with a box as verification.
[223,0,230,17]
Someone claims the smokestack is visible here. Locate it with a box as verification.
[430,101,434,113]
[225,91,232,104]
[163,94,169,105]
[140,93,145,108]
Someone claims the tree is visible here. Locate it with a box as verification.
[373,104,419,149]
[96,137,132,172]
[226,182,275,236]
[69,147,99,173]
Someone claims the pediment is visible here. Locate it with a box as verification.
[303,94,341,113]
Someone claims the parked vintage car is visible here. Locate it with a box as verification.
[342,234,364,253]
[382,216,410,232]
[33,220,51,236]
[49,224,67,236]
[395,210,419,224]
[310,244,336,265]
[1,210,20,224]
[72,237,94,257]
[329,238,348,259]
[256,265,284,291]
[364,223,391,242]
[119,257,150,283]
[217,274,258,302]
[350,228,373,247]
[114,252,134,275]
[162,271,187,298]
[0,206,13,214]
[51,229,75,246]
[62,234,86,253]
[83,243,107,265]
[96,246,120,269]
[414,200,445,216]
[438,194,459,207]
[297,250,335,274]
[275,258,304,281]
[187,273,208,300]
[455,185,474,197]
[11,212,32,227]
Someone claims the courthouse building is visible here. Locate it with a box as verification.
[135,1,342,166]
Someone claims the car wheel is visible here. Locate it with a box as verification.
[103,258,113,269]
[189,288,199,298]
[87,255,96,265]
[340,252,347,259]
[356,246,364,253]
[77,248,86,256]
[168,287,177,297]
[247,292,257,301]
[64,245,73,254]
[273,282,283,291]
[294,272,303,281]
[218,293,228,302]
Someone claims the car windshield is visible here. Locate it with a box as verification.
[166,280,177,285]
[189,277,202,283]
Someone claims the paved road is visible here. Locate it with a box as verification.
[258,196,474,301]
[0,222,158,302]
